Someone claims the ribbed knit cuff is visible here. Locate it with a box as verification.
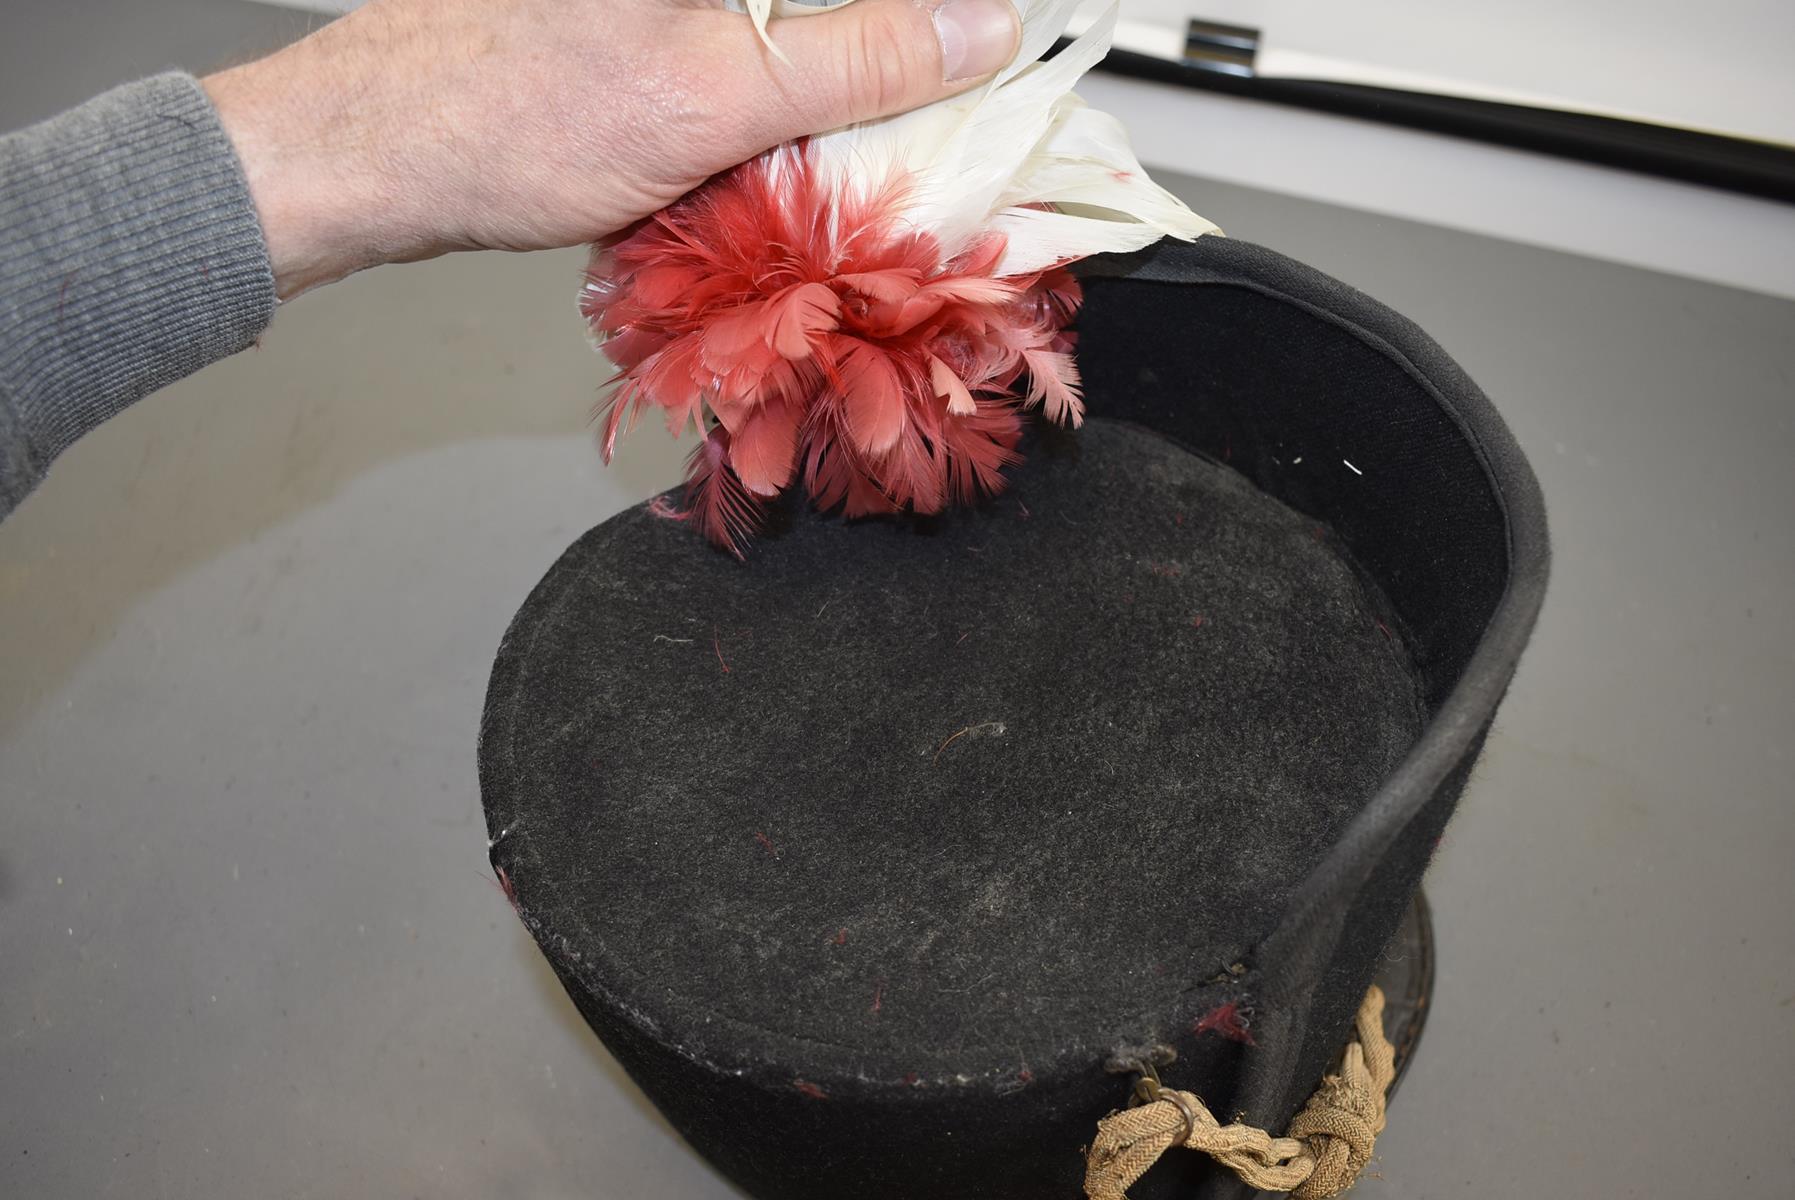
[0,71,275,517]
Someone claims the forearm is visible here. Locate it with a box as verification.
[0,73,274,520]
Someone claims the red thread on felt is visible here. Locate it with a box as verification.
[1193,1001,1256,1046]
[582,145,1083,556]
[753,831,780,859]
[793,1080,828,1100]
[488,866,520,913]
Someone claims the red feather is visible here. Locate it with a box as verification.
[583,143,1084,554]
[680,427,762,561]
[837,337,907,455]
[836,269,921,304]
[941,403,1024,504]
[768,282,842,359]
[1021,347,1084,427]
[729,397,802,496]
[929,354,977,416]
[704,304,777,362]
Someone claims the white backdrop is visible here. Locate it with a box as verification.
[1079,0,1795,145]
[1255,0,1794,145]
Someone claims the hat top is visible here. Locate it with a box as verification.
[480,420,1421,1082]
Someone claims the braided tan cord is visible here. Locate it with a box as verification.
[1084,986,1394,1200]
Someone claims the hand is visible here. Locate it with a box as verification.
[203,0,1021,299]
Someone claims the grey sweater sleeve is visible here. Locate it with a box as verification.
[0,72,275,520]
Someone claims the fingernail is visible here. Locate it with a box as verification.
[932,0,1019,83]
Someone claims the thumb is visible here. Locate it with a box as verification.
[755,0,1021,141]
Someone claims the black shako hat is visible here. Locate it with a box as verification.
[478,236,1549,1199]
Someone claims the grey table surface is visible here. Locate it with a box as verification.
[4,5,1794,1198]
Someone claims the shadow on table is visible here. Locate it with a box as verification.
[0,249,686,736]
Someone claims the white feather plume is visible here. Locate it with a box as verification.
[741,0,1218,274]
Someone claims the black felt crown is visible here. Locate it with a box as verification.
[478,237,1548,1199]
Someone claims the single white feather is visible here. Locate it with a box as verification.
[995,0,1088,86]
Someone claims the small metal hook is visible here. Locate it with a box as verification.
[1129,1059,1164,1107]
[1127,1058,1199,1145]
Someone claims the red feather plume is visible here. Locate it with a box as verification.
[583,144,1084,554]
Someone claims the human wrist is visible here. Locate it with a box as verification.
[202,32,409,300]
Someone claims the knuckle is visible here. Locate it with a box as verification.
[841,7,933,116]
